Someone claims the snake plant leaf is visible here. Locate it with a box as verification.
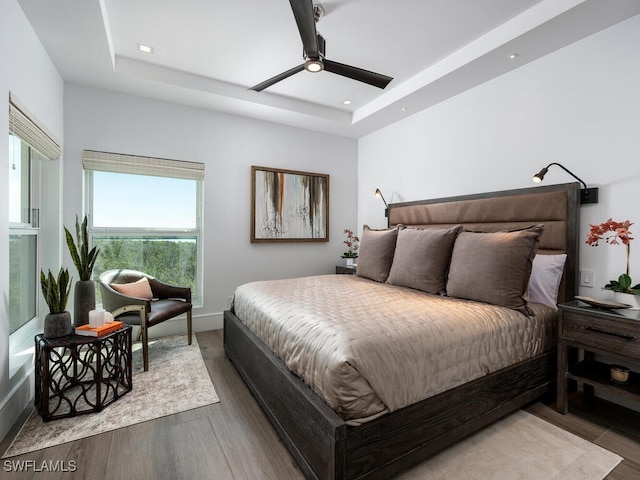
[65,228,81,273]
[40,268,72,313]
[65,214,100,281]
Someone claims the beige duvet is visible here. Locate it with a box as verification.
[232,274,556,425]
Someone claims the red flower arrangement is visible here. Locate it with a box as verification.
[342,229,360,258]
[586,218,639,295]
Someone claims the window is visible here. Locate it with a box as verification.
[84,151,204,303]
[9,134,38,334]
[9,94,59,335]
[8,92,61,377]
[9,133,31,224]
[9,232,38,332]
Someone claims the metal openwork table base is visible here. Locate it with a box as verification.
[34,325,133,421]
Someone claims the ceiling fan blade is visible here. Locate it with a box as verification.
[289,0,319,58]
[323,59,393,89]
[249,64,305,92]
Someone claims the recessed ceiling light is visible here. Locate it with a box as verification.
[342,100,352,105]
[138,43,153,54]
[401,107,408,112]
[509,53,519,59]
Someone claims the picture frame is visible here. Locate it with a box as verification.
[251,166,329,242]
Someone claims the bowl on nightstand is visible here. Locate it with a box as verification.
[610,365,630,383]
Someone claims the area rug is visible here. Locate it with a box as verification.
[395,410,622,480]
[2,335,219,458]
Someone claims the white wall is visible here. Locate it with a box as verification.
[358,14,640,301]
[4,0,639,443]
[0,0,64,443]
[63,84,358,335]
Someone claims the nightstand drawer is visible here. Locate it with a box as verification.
[561,311,640,357]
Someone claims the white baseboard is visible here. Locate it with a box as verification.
[0,367,34,445]
[139,311,223,339]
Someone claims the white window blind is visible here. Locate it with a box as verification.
[9,92,61,160]
[83,150,204,181]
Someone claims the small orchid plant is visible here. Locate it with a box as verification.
[342,229,360,258]
[586,218,639,295]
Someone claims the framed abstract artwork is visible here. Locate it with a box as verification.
[251,166,329,242]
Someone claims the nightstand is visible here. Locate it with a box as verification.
[557,301,640,414]
[335,265,357,274]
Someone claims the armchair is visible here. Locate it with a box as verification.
[98,269,192,371]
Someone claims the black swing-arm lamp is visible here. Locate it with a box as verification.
[375,188,389,217]
[532,162,598,204]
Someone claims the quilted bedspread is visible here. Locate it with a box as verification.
[232,274,556,425]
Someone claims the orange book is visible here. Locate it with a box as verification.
[75,321,125,337]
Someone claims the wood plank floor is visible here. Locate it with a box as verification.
[1,329,639,479]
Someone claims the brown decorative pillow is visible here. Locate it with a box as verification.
[446,225,544,314]
[387,225,463,294]
[111,277,154,299]
[356,225,401,283]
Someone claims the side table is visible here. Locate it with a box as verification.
[34,325,133,421]
[336,265,357,274]
[557,301,640,414]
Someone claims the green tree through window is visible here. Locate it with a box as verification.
[93,237,197,292]
[86,156,203,303]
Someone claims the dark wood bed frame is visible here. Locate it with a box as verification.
[224,182,580,479]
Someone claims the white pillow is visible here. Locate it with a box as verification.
[528,254,567,309]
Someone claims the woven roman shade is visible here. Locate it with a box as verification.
[9,92,61,160]
[82,150,204,180]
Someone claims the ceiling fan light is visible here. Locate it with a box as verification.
[304,59,324,73]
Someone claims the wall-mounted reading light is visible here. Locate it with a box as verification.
[375,188,389,217]
[304,58,324,72]
[532,162,598,204]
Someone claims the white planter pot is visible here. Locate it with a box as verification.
[614,292,640,310]
[343,257,357,266]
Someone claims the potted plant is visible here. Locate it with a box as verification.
[41,268,73,338]
[342,229,360,266]
[65,214,100,326]
[586,218,640,309]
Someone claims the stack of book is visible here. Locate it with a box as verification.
[75,321,125,337]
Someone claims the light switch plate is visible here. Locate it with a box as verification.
[580,269,595,287]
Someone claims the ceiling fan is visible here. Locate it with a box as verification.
[249,1,393,92]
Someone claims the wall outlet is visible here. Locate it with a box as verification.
[580,269,595,288]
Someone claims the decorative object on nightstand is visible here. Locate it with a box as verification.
[556,301,640,414]
[586,218,640,310]
[574,295,631,310]
[40,267,73,338]
[342,228,359,266]
[610,365,630,383]
[65,214,100,326]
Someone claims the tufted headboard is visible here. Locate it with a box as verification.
[388,182,580,303]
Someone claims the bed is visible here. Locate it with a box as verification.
[224,182,580,479]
